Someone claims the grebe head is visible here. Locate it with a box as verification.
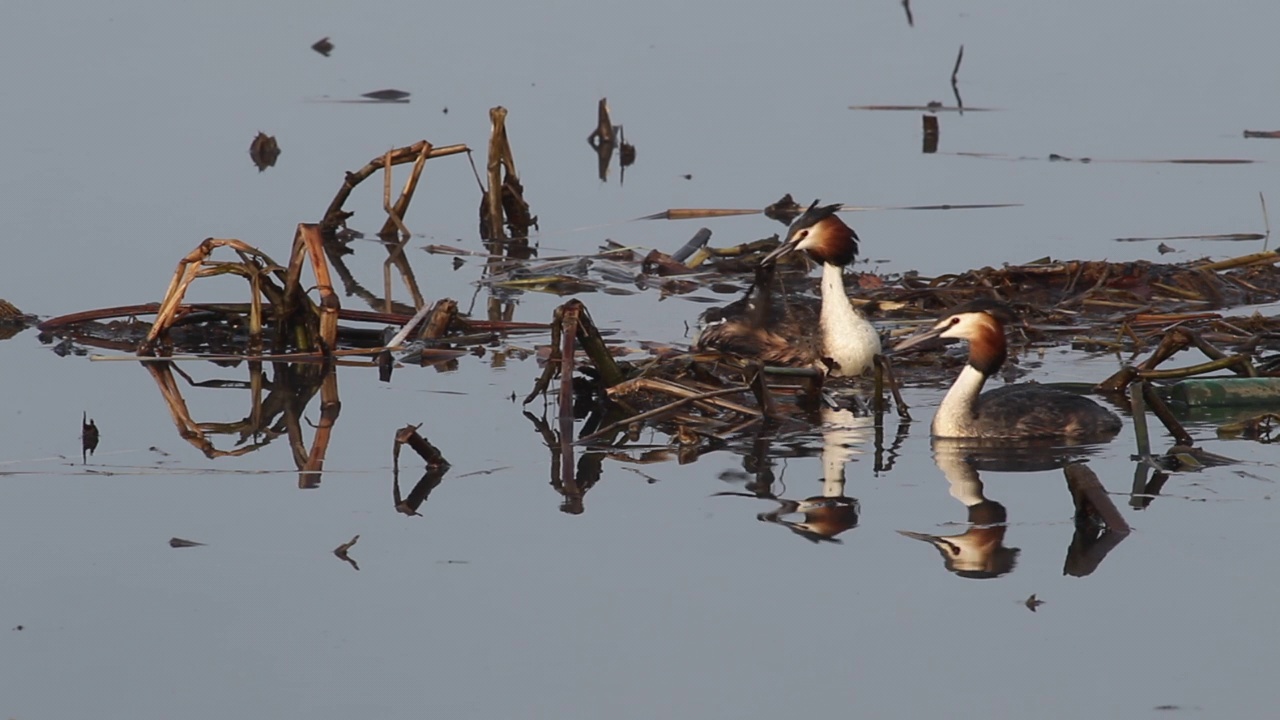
[893,299,1017,376]
[761,199,860,267]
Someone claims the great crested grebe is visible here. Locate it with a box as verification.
[694,201,881,376]
[893,299,1122,440]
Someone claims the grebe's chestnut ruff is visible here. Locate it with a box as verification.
[694,201,881,376]
[893,300,1122,440]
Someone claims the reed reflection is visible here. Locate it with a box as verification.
[144,359,340,488]
[524,410,606,514]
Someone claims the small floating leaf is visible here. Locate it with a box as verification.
[311,36,334,56]
[362,88,411,101]
[81,412,99,463]
[334,534,360,571]
[248,132,281,171]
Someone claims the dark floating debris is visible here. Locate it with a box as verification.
[922,115,939,154]
[333,535,360,570]
[950,45,965,111]
[587,97,635,183]
[587,98,616,150]
[362,88,411,102]
[393,424,450,468]
[764,194,803,225]
[168,537,206,548]
[392,424,451,516]
[1243,130,1280,139]
[619,137,636,168]
[81,411,99,463]
[248,132,281,172]
[311,36,334,57]
[1024,594,1045,612]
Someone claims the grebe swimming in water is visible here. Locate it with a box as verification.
[893,299,1122,440]
[694,201,881,376]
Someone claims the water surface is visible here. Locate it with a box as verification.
[2,1,1280,718]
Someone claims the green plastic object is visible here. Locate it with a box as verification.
[1168,378,1280,407]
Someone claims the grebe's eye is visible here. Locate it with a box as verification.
[949,317,961,326]
[794,229,809,241]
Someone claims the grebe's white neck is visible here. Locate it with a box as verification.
[931,363,989,437]
[819,262,880,377]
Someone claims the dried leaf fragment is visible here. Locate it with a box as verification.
[362,89,411,102]
[249,132,281,171]
[311,36,334,56]
[334,534,360,570]
[81,411,99,463]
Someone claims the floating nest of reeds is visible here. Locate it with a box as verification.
[24,120,1280,451]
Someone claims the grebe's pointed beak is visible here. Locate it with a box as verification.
[890,322,949,355]
[761,233,802,266]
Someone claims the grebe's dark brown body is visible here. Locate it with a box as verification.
[694,201,880,376]
[893,299,1122,440]
[695,265,825,367]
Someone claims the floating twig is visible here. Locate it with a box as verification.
[1115,233,1265,243]
[333,535,360,570]
[320,141,469,240]
[393,424,450,469]
[1262,192,1271,251]
[640,202,1019,221]
[848,104,997,112]
[950,45,964,111]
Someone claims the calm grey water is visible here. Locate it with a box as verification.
[3,1,1280,718]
